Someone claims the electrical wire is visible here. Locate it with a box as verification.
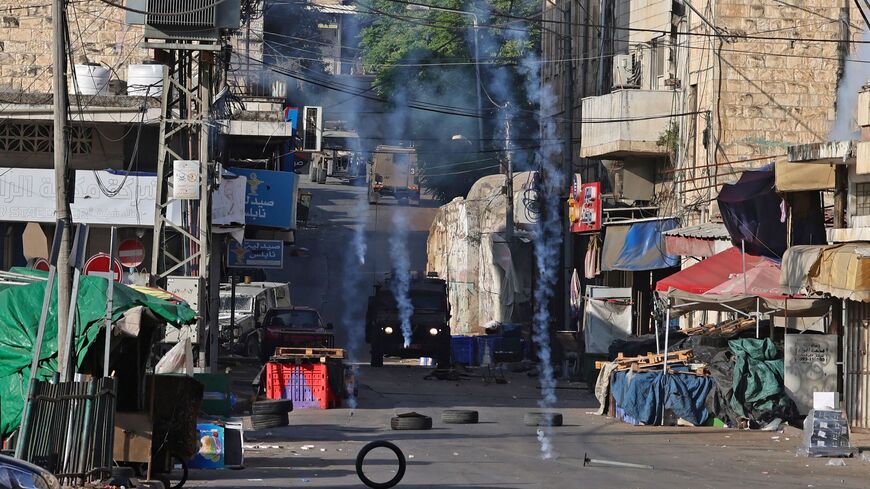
[96,0,231,16]
[355,0,866,45]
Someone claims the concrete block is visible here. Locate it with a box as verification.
[8,29,32,43]
[857,141,870,175]
[859,90,870,127]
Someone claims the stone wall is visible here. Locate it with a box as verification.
[0,1,147,93]
[716,0,851,162]
[678,0,861,222]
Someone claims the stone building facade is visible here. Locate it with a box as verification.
[0,1,147,93]
[543,0,862,224]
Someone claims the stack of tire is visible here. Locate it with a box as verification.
[251,399,293,430]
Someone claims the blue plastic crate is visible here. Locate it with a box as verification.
[451,336,476,365]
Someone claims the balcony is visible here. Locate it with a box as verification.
[580,89,675,159]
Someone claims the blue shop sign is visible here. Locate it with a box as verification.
[227,239,284,269]
[228,168,298,229]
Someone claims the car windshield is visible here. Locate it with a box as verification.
[219,296,254,313]
[412,293,443,311]
[269,310,321,329]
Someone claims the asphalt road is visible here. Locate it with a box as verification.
[188,364,870,488]
[200,173,870,488]
[265,173,438,361]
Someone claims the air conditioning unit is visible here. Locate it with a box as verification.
[302,106,323,152]
[126,0,242,42]
[612,54,638,89]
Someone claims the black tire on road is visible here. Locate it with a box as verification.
[441,409,479,424]
[251,413,289,430]
[355,440,406,489]
[252,399,293,415]
[524,412,563,427]
[390,414,432,431]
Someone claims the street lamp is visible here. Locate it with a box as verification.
[406,4,484,152]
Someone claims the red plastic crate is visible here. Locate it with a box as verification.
[265,362,340,409]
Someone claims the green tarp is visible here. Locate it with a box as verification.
[0,273,196,438]
[729,338,796,424]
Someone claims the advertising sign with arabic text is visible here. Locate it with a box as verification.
[226,168,298,229]
[570,180,602,233]
[227,239,284,269]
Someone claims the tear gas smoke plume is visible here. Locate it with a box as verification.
[389,209,415,348]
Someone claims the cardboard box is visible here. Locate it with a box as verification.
[813,392,839,411]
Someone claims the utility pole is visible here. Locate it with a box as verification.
[562,1,575,331]
[504,103,514,239]
[53,0,73,378]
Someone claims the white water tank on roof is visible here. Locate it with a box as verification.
[127,63,164,97]
[72,64,110,96]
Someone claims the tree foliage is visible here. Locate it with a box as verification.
[357,0,541,202]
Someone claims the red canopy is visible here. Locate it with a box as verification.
[655,247,766,295]
[705,260,785,299]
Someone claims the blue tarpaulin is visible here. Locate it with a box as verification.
[611,368,713,426]
[601,218,680,271]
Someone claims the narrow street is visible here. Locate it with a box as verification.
[200,177,870,488]
[266,174,439,356]
[190,364,869,488]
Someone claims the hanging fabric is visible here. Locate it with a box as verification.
[585,236,601,279]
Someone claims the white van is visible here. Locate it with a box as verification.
[219,282,292,345]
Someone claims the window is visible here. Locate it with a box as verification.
[270,310,321,329]
[0,465,51,489]
[0,122,91,154]
[219,296,253,313]
[855,182,870,216]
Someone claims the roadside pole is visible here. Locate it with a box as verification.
[53,0,73,380]
[562,1,575,331]
[504,103,514,240]
[230,273,237,352]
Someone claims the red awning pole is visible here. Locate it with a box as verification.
[742,240,748,295]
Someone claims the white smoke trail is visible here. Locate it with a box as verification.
[831,27,870,140]
[388,208,414,347]
[340,193,369,410]
[476,2,563,459]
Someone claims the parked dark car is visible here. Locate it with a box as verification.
[366,274,451,368]
[0,454,60,489]
[241,306,334,361]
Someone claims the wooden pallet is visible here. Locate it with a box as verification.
[269,354,337,364]
[595,349,693,371]
[683,318,755,336]
[273,347,346,359]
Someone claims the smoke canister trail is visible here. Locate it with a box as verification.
[530,167,562,460]
[388,208,414,347]
[505,6,562,458]
[340,193,369,410]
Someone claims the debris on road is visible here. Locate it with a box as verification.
[583,453,653,470]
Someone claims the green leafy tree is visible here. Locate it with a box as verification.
[357,0,541,201]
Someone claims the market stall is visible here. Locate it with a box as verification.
[595,246,831,428]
